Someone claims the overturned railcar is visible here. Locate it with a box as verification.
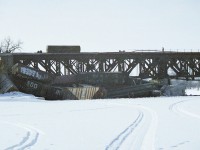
[106,83,160,98]
[11,63,106,100]
[77,72,133,86]
[13,77,105,100]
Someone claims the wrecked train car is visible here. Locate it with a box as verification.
[11,63,106,100]
[77,72,133,86]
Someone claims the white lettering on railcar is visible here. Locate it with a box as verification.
[27,81,38,89]
[20,67,48,80]
[21,67,35,77]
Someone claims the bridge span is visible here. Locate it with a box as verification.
[2,51,200,80]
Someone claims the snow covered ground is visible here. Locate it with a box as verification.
[0,90,200,150]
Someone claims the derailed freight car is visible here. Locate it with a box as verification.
[11,63,106,100]
[13,76,105,100]
[106,82,161,98]
[10,63,161,100]
[77,72,133,86]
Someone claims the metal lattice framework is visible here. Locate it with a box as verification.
[9,51,200,80]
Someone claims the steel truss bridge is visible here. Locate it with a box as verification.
[6,51,200,80]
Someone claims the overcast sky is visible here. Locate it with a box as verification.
[0,0,200,52]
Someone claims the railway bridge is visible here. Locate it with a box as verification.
[2,51,200,80]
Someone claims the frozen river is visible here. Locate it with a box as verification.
[0,92,200,150]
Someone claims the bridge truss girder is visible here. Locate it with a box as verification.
[11,52,200,80]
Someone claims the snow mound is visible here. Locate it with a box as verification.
[0,92,44,102]
[185,88,200,95]
[0,92,34,97]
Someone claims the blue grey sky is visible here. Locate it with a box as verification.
[0,0,200,52]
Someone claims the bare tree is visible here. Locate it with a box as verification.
[0,37,23,53]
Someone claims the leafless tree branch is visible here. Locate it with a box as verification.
[0,37,23,53]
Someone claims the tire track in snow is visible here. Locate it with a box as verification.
[106,111,144,150]
[169,99,200,120]
[105,103,158,150]
[5,132,31,150]
[158,140,190,150]
[1,121,42,150]
[169,100,186,117]
[166,100,200,149]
